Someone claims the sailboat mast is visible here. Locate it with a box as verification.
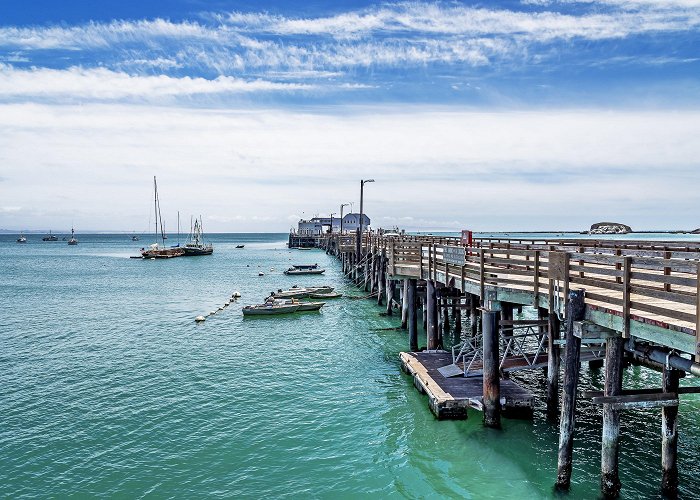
[153,176,158,244]
[177,211,180,246]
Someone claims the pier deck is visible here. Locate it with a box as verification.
[400,351,534,419]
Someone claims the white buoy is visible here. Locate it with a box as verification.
[233,291,241,298]
[210,311,216,315]
[270,268,274,271]
[217,306,224,311]
[258,272,264,276]
[195,315,206,322]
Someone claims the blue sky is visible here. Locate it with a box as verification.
[1,1,699,232]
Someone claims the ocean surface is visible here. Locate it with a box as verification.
[1,233,699,498]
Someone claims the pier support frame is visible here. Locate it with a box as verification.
[556,289,585,491]
[661,366,680,497]
[482,308,501,428]
[426,280,439,350]
[601,335,624,497]
[408,279,418,351]
[386,275,394,316]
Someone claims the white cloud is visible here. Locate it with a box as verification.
[0,65,312,100]
[0,103,699,232]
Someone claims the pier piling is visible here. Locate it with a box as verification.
[401,279,408,329]
[426,280,438,350]
[546,308,561,421]
[601,335,624,497]
[661,366,680,497]
[408,279,418,351]
[556,289,585,491]
[482,308,501,428]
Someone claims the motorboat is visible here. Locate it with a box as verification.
[242,302,300,316]
[236,244,245,248]
[42,231,58,241]
[284,264,325,275]
[269,298,325,312]
[16,234,27,243]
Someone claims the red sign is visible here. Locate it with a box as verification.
[460,230,473,247]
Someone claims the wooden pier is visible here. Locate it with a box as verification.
[314,230,700,497]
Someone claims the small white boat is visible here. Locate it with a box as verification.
[270,298,325,312]
[67,226,79,245]
[284,267,325,275]
[242,303,300,316]
[16,234,27,243]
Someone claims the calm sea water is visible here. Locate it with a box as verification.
[1,233,699,498]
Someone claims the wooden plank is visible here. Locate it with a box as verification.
[591,392,679,410]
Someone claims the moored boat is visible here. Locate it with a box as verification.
[140,176,184,259]
[236,244,245,248]
[42,231,58,241]
[242,303,301,316]
[182,217,213,256]
[16,234,27,243]
[284,267,326,276]
[268,298,325,312]
[67,227,78,245]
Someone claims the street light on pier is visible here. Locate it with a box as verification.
[357,179,374,257]
[340,203,350,233]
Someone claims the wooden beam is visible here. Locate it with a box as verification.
[591,392,679,409]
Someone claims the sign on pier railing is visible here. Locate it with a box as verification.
[443,245,466,265]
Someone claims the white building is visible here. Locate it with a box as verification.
[296,213,370,235]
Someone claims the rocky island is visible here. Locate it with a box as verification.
[589,222,632,234]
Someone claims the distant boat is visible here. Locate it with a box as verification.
[140,176,184,259]
[236,244,245,249]
[42,231,58,241]
[16,234,27,243]
[67,227,78,245]
[182,216,213,256]
[131,235,139,241]
[284,263,325,275]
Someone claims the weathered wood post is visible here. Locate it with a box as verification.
[386,275,394,316]
[377,250,385,306]
[454,294,462,334]
[546,307,561,421]
[408,279,418,351]
[426,280,438,350]
[422,293,428,332]
[501,302,514,323]
[442,290,450,335]
[470,293,478,337]
[482,308,501,428]
[661,366,680,497]
[401,279,409,329]
[556,289,585,491]
[364,247,371,292]
[601,335,624,497]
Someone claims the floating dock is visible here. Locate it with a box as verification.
[399,351,534,419]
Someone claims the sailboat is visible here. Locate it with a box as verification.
[140,177,185,259]
[182,216,213,256]
[67,227,78,245]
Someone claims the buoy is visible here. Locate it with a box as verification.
[195,316,206,322]
[210,311,216,315]
[233,291,241,298]
[217,306,224,311]
[258,272,264,276]
[270,268,274,271]
[222,303,229,308]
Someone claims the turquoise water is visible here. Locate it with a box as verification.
[1,233,699,498]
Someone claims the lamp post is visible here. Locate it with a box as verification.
[340,203,350,233]
[356,179,374,257]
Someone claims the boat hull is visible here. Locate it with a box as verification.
[141,248,185,259]
[182,246,213,256]
[242,305,300,315]
[296,301,325,311]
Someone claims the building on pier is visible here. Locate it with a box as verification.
[296,214,370,235]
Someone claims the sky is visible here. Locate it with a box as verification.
[0,1,699,233]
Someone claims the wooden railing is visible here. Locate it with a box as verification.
[324,233,700,358]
